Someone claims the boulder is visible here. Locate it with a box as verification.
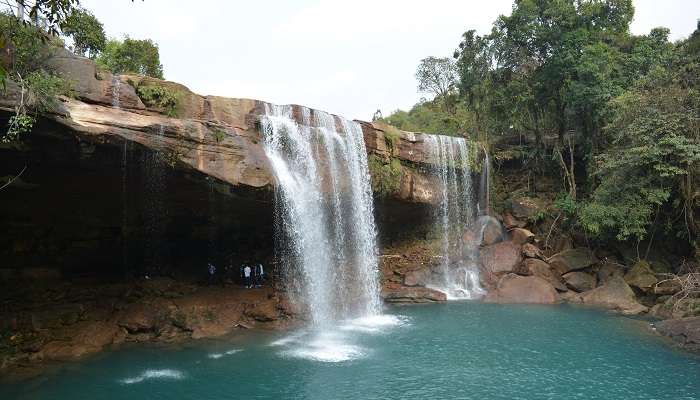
[522,243,544,259]
[517,258,567,292]
[547,248,597,274]
[623,261,658,292]
[580,276,648,315]
[502,213,526,229]
[597,261,625,284]
[653,278,682,296]
[404,268,432,287]
[244,301,279,322]
[480,217,504,246]
[654,317,700,352]
[551,234,573,254]
[484,274,558,304]
[510,196,543,221]
[510,228,535,245]
[480,241,522,275]
[559,290,583,303]
[42,321,119,361]
[381,285,447,303]
[562,271,597,292]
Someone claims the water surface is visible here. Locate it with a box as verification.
[3,303,699,400]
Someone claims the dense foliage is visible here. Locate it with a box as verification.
[96,37,164,79]
[134,82,181,117]
[60,7,105,58]
[383,0,700,258]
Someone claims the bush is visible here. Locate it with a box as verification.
[96,37,164,79]
[25,70,73,112]
[136,83,181,117]
[368,155,403,198]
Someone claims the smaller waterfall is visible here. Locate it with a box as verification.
[112,77,121,109]
[142,124,167,276]
[479,149,490,216]
[425,135,485,299]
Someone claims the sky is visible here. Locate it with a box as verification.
[81,0,700,121]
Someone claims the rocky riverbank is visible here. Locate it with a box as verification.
[0,277,298,381]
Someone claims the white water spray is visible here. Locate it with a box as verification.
[424,135,485,299]
[261,104,380,327]
[111,77,121,109]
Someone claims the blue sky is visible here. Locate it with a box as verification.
[82,0,700,121]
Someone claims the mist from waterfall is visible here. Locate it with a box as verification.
[424,135,485,300]
[261,104,380,327]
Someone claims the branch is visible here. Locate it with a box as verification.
[0,164,27,191]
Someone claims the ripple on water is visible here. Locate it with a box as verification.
[120,369,184,384]
[207,349,243,359]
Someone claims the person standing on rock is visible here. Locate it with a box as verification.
[255,263,264,287]
[243,264,252,288]
[208,262,216,286]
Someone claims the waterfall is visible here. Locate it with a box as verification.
[479,149,490,216]
[112,77,121,109]
[424,135,485,299]
[261,104,380,327]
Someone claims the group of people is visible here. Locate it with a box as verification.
[240,263,264,289]
[206,261,265,288]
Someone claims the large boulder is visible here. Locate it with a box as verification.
[547,248,597,274]
[484,274,558,304]
[562,271,597,292]
[479,217,504,246]
[381,285,447,303]
[580,276,648,315]
[654,317,700,352]
[510,228,535,245]
[597,261,625,284]
[623,261,658,292]
[522,243,544,259]
[480,241,522,275]
[502,213,526,229]
[510,196,544,221]
[518,258,567,292]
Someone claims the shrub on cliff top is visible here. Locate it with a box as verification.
[136,83,181,117]
[368,154,403,198]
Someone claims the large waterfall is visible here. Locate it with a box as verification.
[425,135,485,300]
[261,104,381,327]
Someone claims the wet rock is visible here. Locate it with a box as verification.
[624,261,658,292]
[404,268,432,287]
[547,248,597,274]
[480,241,522,275]
[580,276,648,315]
[522,243,544,259]
[654,317,700,352]
[244,301,279,322]
[510,228,535,245]
[480,217,504,246]
[562,271,597,292]
[381,285,447,303]
[559,290,583,303]
[484,273,558,304]
[42,321,118,361]
[517,258,567,292]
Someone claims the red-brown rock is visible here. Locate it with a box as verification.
[480,241,522,275]
[484,274,558,304]
[562,271,597,292]
[518,258,567,292]
[510,228,535,245]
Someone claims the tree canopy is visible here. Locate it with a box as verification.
[61,7,106,59]
[96,37,164,79]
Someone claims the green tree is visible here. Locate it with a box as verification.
[60,7,106,59]
[96,37,164,78]
[415,56,457,101]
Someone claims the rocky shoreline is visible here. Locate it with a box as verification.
[0,277,298,381]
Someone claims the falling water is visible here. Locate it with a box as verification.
[121,140,130,278]
[261,104,380,327]
[111,77,121,109]
[142,124,167,276]
[424,135,485,299]
[479,149,490,216]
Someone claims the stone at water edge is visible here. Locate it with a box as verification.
[381,285,447,303]
[517,258,567,292]
[623,261,658,292]
[510,228,535,245]
[480,241,522,275]
[562,271,597,292]
[654,317,700,352]
[580,276,648,315]
[547,248,597,275]
[484,273,559,304]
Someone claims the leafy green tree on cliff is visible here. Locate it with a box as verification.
[60,7,106,59]
[96,37,164,78]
